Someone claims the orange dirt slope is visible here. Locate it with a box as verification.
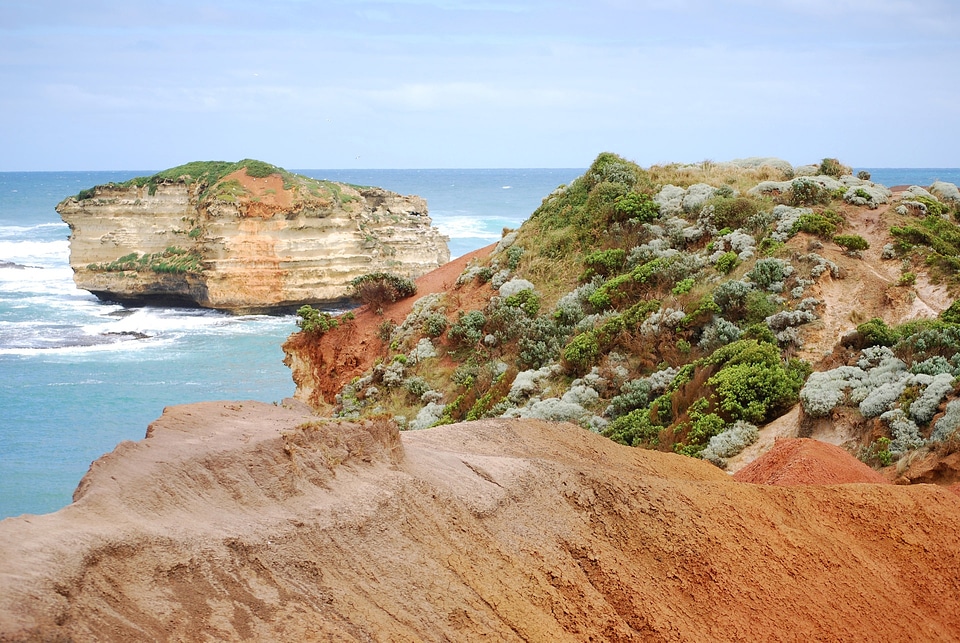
[1,402,959,641]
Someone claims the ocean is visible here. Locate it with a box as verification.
[0,168,583,518]
[1,166,958,519]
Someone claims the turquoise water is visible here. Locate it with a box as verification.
[0,168,582,518]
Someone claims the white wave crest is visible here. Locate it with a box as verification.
[0,239,70,266]
[433,215,507,241]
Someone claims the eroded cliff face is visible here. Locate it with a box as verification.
[56,168,450,313]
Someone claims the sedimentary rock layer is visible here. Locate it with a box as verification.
[56,168,450,313]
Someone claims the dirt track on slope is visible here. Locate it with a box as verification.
[1,402,959,641]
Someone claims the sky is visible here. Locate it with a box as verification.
[1,0,958,171]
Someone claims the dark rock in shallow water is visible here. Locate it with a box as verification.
[102,331,151,340]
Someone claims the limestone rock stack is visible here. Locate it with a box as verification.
[56,162,450,313]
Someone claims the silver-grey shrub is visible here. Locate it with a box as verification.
[409,402,445,430]
[498,278,535,298]
[700,421,759,467]
[770,205,812,242]
[747,257,793,291]
[880,409,925,455]
[699,316,742,350]
[606,377,652,418]
[799,367,865,417]
[713,279,754,312]
[648,366,678,392]
[909,372,955,424]
[640,307,686,336]
[765,309,816,332]
[932,399,960,441]
[911,356,957,377]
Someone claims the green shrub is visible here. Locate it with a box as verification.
[818,158,851,178]
[602,407,662,447]
[715,251,739,275]
[912,195,949,218]
[898,272,917,286]
[349,272,417,310]
[833,234,869,252]
[297,305,339,336]
[791,212,839,238]
[422,312,448,338]
[583,248,627,278]
[941,300,960,324]
[744,290,778,325]
[613,191,660,223]
[703,340,809,424]
[504,289,541,316]
[448,310,487,347]
[672,278,695,295]
[562,331,601,372]
[708,196,761,230]
[588,273,632,311]
[789,178,831,206]
[757,237,784,256]
[857,317,897,347]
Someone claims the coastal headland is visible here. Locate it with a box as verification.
[4,154,960,640]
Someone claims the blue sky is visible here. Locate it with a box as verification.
[1,0,958,170]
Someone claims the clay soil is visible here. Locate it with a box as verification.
[733,437,891,485]
[1,403,960,641]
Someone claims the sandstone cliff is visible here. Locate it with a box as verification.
[1,402,959,641]
[56,161,450,313]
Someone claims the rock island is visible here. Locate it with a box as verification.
[56,160,450,313]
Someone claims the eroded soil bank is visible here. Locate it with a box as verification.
[1,401,959,641]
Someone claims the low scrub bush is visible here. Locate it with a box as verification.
[699,420,759,466]
[707,196,761,230]
[791,211,841,238]
[613,191,660,223]
[747,258,792,291]
[834,234,869,252]
[715,251,739,275]
[703,339,809,424]
[818,157,851,178]
[582,248,627,278]
[857,318,897,347]
[297,305,339,336]
[349,272,417,310]
[422,312,448,338]
[789,178,831,206]
[448,310,487,347]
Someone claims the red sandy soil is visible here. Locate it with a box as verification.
[733,438,891,485]
[1,402,959,641]
[223,168,294,218]
[284,244,496,408]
